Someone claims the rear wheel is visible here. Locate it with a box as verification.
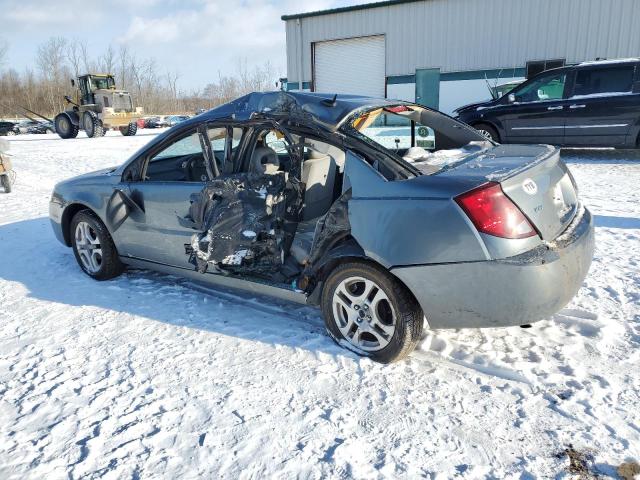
[70,210,124,280]
[55,113,79,139]
[119,122,138,136]
[83,111,104,138]
[474,123,499,142]
[321,261,424,363]
[1,175,11,193]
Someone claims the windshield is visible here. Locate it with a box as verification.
[90,75,116,90]
[347,104,489,175]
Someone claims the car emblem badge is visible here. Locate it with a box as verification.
[522,178,538,195]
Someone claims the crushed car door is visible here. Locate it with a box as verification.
[107,125,220,268]
[179,122,304,278]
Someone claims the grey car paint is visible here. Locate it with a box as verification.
[393,207,594,328]
[50,91,594,330]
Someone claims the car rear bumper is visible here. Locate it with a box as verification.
[391,206,595,329]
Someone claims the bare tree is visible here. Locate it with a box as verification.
[66,40,83,78]
[0,38,8,68]
[165,70,180,111]
[0,35,284,117]
[36,37,70,114]
[79,41,94,73]
[100,44,115,74]
[118,45,129,89]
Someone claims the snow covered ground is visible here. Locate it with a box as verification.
[1,131,639,479]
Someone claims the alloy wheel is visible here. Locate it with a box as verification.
[74,221,103,273]
[477,128,493,140]
[332,276,396,351]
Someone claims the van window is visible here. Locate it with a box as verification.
[573,66,635,97]
[513,72,566,102]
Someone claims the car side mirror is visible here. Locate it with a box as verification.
[507,93,516,103]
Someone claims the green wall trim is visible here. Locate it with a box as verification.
[440,68,526,81]
[387,74,416,85]
[386,68,526,85]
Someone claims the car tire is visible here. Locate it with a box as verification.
[55,113,79,139]
[321,261,424,363]
[119,122,138,136]
[474,123,500,142]
[1,175,11,193]
[83,111,104,138]
[70,210,124,280]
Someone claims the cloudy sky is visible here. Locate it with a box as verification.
[0,0,363,90]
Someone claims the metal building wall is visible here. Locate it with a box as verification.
[284,0,640,87]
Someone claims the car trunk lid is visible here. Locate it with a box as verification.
[437,144,578,240]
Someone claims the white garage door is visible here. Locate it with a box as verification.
[313,35,386,97]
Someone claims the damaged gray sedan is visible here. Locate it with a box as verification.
[50,92,594,362]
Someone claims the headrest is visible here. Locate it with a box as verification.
[251,146,279,174]
[308,149,328,160]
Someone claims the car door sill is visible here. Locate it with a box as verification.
[121,256,309,305]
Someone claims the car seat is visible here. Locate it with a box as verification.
[301,149,336,221]
[250,146,280,175]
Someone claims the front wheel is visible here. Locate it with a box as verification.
[83,111,104,138]
[55,113,79,139]
[70,210,124,280]
[321,261,424,363]
[119,122,138,136]
[474,123,499,142]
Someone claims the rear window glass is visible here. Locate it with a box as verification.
[348,105,488,176]
[573,66,635,97]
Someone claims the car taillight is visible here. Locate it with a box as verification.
[455,182,537,239]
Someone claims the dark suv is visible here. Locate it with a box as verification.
[454,58,640,148]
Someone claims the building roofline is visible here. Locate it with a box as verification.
[281,0,422,21]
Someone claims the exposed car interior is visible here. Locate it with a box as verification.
[238,127,348,269]
[143,131,209,182]
[244,129,345,219]
[293,136,346,267]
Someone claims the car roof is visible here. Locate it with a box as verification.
[576,57,640,68]
[194,91,406,130]
[526,58,639,79]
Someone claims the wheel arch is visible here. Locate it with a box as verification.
[61,202,99,246]
[56,111,79,127]
[306,236,421,311]
[470,120,501,142]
